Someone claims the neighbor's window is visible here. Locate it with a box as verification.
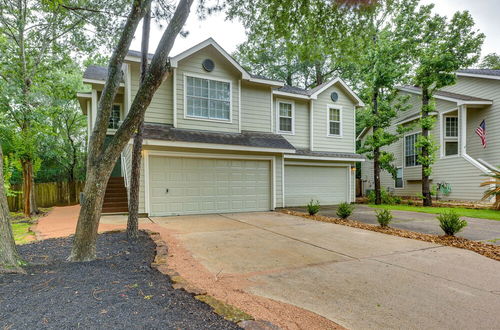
[108,104,121,129]
[328,107,341,136]
[395,167,403,188]
[278,101,294,133]
[186,76,231,120]
[444,116,459,156]
[405,133,420,167]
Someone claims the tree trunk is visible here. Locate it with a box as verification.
[29,164,38,214]
[127,6,151,241]
[421,89,432,207]
[314,61,324,86]
[372,89,381,205]
[0,146,25,273]
[21,159,31,217]
[70,0,193,261]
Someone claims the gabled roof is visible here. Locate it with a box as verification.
[456,69,500,80]
[397,85,493,105]
[83,65,124,85]
[274,77,365,106]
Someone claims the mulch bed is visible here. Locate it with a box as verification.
[282,210,500,262]
[0,232,239,330]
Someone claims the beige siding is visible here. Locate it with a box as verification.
[441,77,500,167]
[241,82,272,132]
[313,85,356,153]
[129,63,173,124]
[175,46,240,132]
[273,97,310,149]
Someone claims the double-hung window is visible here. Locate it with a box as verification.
[405,133,420,167]
[278,101,294,134]
[328,106,342,136]
[186,76,231,121]
[395,167,403,188]
[108,104,121,129]
[444,116,459,156]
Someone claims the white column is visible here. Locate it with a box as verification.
[310,100,314,151]
[238,79,241,132]
[173,68,177,127]
[91,89,98,130]
[270,88,274,132]
[123,63,131,115]
[459,104,467,155]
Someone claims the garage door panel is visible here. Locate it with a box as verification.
[285,165,349,207]
[149,156,271,216]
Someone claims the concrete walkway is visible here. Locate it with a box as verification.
[288,205,500,245]
[35,207,500,329]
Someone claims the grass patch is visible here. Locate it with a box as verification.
[369,204,500,221]
[9,208,50,244]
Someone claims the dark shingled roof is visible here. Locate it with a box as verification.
[294,149,365,160]
[127,50,155,59]
[400,85,492,102]
[457,69,500,77]
[142,123,295,151]
[83,65,109,81]
[277,85,309,96]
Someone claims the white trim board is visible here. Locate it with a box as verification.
[397,86,492,106]
[284,154,364,162]
[455,72,500,81]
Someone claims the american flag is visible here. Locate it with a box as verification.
[475,120,487,148]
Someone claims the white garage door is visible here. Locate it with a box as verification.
[285,165,349,206]
[149,156,271,216]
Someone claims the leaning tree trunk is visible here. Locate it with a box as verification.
[69,0,194,261]
[127,5,151,240]
[0,146,25,273]
[372,89,382,205]
[421,89,432,207]
[29,163,38,214]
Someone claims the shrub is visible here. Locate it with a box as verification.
[336,202,354,219]
[367,189,399,205]
[437,211,467,236]
[376,209,393,227]
[306,200,320,215]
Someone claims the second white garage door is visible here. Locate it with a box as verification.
[149,156,271,216]
[285,165,349,206]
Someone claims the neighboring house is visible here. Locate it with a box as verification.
[77,38,365,216]
[358,69,500,202]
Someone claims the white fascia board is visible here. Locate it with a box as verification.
[272,90,310,100]
[77,93,92,99]
[284,154,365,162]
[83,78,125,87]
[169,38,250,79]
[309,77,365,107]
[455,72,500,81]
[458,100,493,106]
[141,139,296,154]
[356,127,370,141]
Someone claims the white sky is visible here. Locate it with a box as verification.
[130,0,500,58]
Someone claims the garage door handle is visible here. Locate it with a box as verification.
[166,188,169,193]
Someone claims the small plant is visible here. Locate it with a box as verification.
[336,202,354,219]
[306,200,320,215]
[367,189,399,205]
[437,211,467,236]
[376,209,393,228]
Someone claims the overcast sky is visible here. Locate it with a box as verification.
[130,0,499,58]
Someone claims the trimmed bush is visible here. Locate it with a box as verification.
[336,202,354,219]
[437,211,467,236]
[367,189,399,205]
[376,209,393,227]
[306,200,320,215]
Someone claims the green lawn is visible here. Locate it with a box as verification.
[369,204,500,221]
[9,211,38,244]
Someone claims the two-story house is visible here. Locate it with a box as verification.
[77,38,365,216]
[358,69,499,202]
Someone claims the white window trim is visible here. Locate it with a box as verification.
[441,111,460,159]
[276,98,295,135]
[404,132,421,168]
[183,72,233,123]
[394,167,404,189]
[326,104,343,138]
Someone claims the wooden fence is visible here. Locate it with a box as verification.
[7,181,85,212]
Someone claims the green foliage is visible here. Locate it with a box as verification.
[371,204,500,221]
[306,200,321,215]
[368,189,401,205]
[376,209,393,227]
[480,169,500,210]
[437,211,467,236]
[336,202,354,219]
[479,53,500,70]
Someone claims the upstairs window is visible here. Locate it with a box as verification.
[186,76,231,121]
[395,167,403,188]
[108,104,121,129]
[444,116,459,156]
[278,101,294,134]
[405,133,420,167]
[328,107,342,136]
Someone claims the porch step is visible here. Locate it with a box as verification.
[102,177,128,214]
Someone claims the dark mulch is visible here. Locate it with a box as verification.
[0,232,240,330]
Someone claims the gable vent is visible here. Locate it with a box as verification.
[202,59,215,72]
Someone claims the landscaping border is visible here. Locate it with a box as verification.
[281,210,500,262]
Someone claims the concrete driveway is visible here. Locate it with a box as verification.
[143,212,500,330]
[289,205,500,245]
